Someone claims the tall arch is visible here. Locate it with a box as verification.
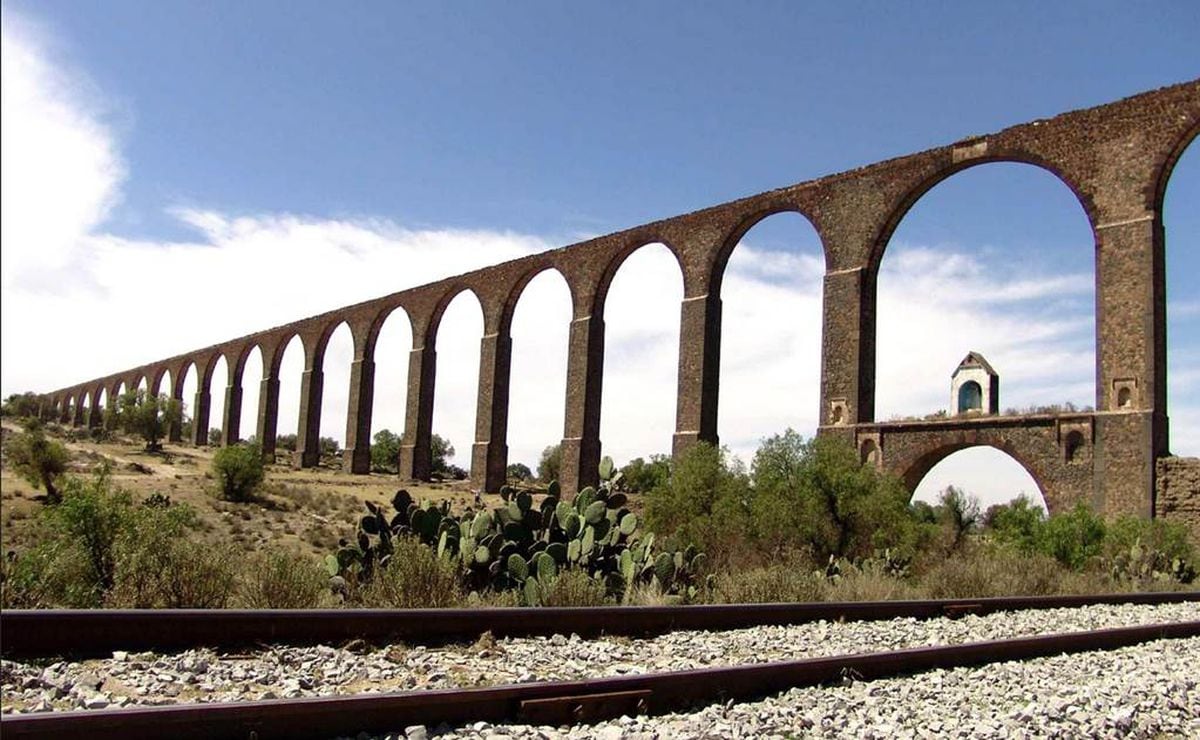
[1162,130,1199,456]
[203,355,230,446]
[713,211,825,460]
[274,334,306,462]
[598,242,684,467]
[317,321,354,466]
[430,289,484,478]
[233,345,264,445]
[369,305,413,473]
[874,162,1096,421]
[506,267,572,478]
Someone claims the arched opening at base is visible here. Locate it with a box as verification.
[911,446,1048,514]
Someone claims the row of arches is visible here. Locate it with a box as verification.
[43,82,1198,506]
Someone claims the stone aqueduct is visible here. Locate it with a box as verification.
[40,80,1199,519]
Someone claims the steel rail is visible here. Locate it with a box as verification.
[2,591,1196,659]
[2,620,1196,740]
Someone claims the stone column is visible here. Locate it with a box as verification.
[168,380,184,443]
[293,368,324,468]
[192,389,211,446]
[220,383,243,446]
[560,314,604,493]
[399,346,436,480]
[820,267,875,427]
[257,376,280,460]
[1093,214,1161,516]
[343,356,376,474]
[672,292,722,457]
[72,397,86,426]
[471,331,512,492]
[88,393,103,429]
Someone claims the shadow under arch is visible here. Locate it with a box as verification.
[905,442,1052,511]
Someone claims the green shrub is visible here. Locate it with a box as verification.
[644,441,751,560]
[922,545,1063,598]
[1035,503,1106,569]
[6,419,70,503]
[826,561,924,602]
[358,537,463,608]
[537,443,562,482]
[620,455,671,493]
[111,389,181,451]
[708,564,825,604]
[239,551,329,608]
[212,443,265,502]
[506,462,533,482]
[983,495,1046,551]
[539,569,609,607]
[1103,516,1196,584]
[370,429,402,473]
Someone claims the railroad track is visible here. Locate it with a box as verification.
[2,592,1196,739]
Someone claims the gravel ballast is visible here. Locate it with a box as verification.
[2,601,1196,719]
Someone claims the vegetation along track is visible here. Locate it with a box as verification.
[1,593,1196,738]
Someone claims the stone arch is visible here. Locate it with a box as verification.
[365,303,416,359]
[1152,117,1200,218]
[149,366,171,397]
[711,209,827,456]
[268,331,305,378]
[426,285,486,347]
[902,441,1053,510]
[868,154,1098,278]
[499,264,575,335]
[872,160,1098,420]
[505,266,573,473]
[709,206,828,297]
[598,241,684,465]
[316,319,355,451]
[591,238,687,319]
[1064,430,1085,464]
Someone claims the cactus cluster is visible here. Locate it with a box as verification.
[1109,539,1196,584]
[326,455,709,603]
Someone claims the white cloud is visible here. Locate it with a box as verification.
[2,11,1195,498]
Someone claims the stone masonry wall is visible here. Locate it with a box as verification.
[1156,457,1200,541]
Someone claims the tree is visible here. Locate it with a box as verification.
[937,485,981,551]
[212,443,265,502]
[8,420,70,504]
[431,433,454,475]
[643,442,751,559]
[319,436,341,458]
[112,390,182,452]
[506,462,533,481]
[371,429,402,473]
[983,495,1045,552]
[537,443,562,483]
[275,433,297,452]
[2,392,43,419]
[208,428,223,446]
[620,455,671,493]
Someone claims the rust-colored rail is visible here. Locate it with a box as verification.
[2,591,1196,659]
[3,621,1197,740]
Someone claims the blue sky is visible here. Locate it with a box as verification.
[2,2,1197,507]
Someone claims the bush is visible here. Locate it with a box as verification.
[208,428,223,446]
[358,537,463,608]
[708,564,825,604]
[922,545,1063,598]
[431,433,455,476]
[983,495,1046,551]
[748,432,919,563]
[111,389,181,451]
[2,392,44,418]
[1035,503,1106,569]
[0,468,233,608]
[276,433,298,452]
[539,569,609,607]
[506,462,533,482]
[6,420,69,503]
[620,455,671,493]
[826,561,924,602]
[537,443,562,483]
[643,442,751,561]
[212,443,265,502]
[371,429,402,473]
[238,551,328,608]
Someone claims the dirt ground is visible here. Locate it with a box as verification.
[0,420,524,560]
